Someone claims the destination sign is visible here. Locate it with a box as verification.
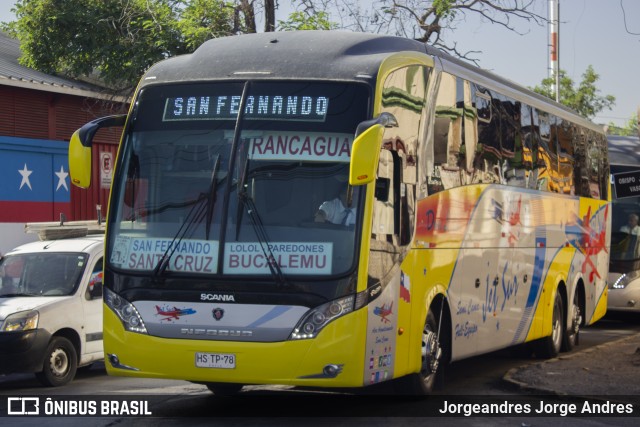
[613,170,640,199]
[246,132,353,162]
[163,94,329,122]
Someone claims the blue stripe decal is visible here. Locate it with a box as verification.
[246,306,293,328]
[512,236,546,344]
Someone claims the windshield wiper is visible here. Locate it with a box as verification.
[153,155,221,277]
[152,193,208,277]
[238,189,288,288]
[205,155,221,240]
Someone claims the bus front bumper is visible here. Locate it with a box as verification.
[103,308,368,388]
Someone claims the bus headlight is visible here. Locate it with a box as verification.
[1,310,39,332]
[289,284,381,340]
[290,295,354,340]
[105,288,148,334]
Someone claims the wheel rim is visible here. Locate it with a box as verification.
[48,347,70,377]
[551,300,562,350]
[421,323,441,379]
[571,297,582,336]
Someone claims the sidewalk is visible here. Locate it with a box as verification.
[503,331,640,403]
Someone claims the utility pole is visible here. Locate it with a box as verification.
[549,0,560,102]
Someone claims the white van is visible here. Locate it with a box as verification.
[0,233,104,387]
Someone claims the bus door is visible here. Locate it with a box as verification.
[363,63,425,383]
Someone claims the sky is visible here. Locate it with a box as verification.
[0,1,638,127]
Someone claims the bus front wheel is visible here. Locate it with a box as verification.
[397,309,444,395]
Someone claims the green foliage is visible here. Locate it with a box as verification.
[433,0,457,20]
[178,0,237,51]
[607,116,639,136]
[531,65,615,119]
[2,0,241,94]
[278,11,337,31]
[3,0,188,93]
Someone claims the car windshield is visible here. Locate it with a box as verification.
[107,81,369,279]
[610,194,640,261]
[0,252,88,297]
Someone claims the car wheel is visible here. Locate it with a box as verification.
[36,337,78,387]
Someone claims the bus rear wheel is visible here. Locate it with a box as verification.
[563,291,581,351]
[206,383,244,396]
[534,291,564,359]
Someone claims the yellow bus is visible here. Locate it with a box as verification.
[69,31,610,395]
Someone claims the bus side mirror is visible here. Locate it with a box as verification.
[69,115,126,189]
[349,113,398,186]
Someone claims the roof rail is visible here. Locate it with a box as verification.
[25,218,105,241]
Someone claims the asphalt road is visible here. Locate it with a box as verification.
[1,314,639,426]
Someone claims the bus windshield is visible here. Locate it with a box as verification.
[610,194,640,265]
[108,81,369,279]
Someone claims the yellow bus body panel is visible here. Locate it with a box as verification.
[104,303,370,387]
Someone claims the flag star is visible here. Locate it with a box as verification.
[55,165,69,191]
[18,163,33,190]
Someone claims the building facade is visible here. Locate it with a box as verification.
[0,32,128,253]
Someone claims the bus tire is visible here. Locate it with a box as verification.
[534,291,564,359]
[562,290,581,352]
[35,336,78,387]
[206,383,244,396]
[397,309,444,395]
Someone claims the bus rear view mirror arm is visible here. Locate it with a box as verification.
[69,114,126,189]
[354,112,398,138]
[349,113,398,186]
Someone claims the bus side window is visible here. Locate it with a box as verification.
[431,72,464,191]
[520,105,539,190]
[474,87,502,184]
[373,149,395,239]
[498,95,526,188]
[557,119,576,195]
[587,131,602,199]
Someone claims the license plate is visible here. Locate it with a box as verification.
[195,352,236,369]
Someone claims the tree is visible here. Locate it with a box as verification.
[607,116,639,136]
[530,65,616,119]
[1,0,275,95]
[278,11,337,31]
[292,0,547,62]
[3,0,548,95]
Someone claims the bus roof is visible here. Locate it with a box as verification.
[140,30,602,133]
[143,31,426,86]
[608,135,640,166]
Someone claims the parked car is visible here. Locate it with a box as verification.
[608,136,640,314]
[0,233,104,386]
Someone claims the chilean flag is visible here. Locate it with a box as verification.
[400,271,411,303]
[0,137,71,222]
